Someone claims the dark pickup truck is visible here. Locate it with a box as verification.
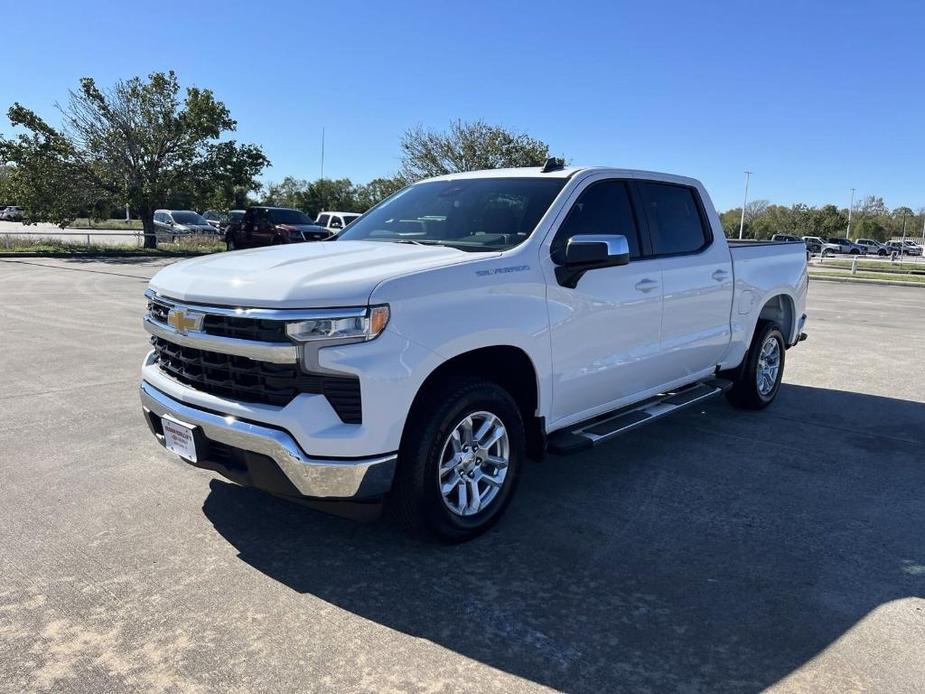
[225,207,332,251]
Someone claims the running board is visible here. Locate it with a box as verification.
[547,380,731,454]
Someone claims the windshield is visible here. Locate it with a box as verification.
[172,211,208,225]
[337,178,567,251]
[268,208,313,225]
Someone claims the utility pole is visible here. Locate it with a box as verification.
[320,127,326,214]
[921,210,924,250]
[846,187,855,236]
[738,171,752,240]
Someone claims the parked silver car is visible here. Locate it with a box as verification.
[802,236,840,257]
[0,205,24,221]
[825,237,865,255]
[854,238,888,256]
[153,210,216,240]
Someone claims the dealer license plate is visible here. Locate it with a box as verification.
[161,417,198,462]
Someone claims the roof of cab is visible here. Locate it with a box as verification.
[420,165,703,189]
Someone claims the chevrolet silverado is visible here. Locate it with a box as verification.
[140,161,808,542]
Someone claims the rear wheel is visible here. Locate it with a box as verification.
[725,321,786,410]
[393,377,524,542]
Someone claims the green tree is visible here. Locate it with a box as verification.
[399,119,554,180]
[354,175,407,210]
[0,164,14,205]
[0,71,268,247]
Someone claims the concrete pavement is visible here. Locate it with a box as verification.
[1,258,923,693]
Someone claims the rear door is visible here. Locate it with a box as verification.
[635,181,733,380]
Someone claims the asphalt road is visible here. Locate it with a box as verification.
[1,257,923,693]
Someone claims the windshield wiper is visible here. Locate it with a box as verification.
[390,238,442,246]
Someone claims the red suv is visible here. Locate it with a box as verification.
[225,207,332,251]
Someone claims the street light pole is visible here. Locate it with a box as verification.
[846,187,855,236]
[921,210,924,250]
[738,171,752,240]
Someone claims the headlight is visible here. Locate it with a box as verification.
[285,305,390,343]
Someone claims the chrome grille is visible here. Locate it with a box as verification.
[147,296,288,343]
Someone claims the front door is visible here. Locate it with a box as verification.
[544,178,664,427]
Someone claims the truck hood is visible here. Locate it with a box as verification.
[148,240,480,307]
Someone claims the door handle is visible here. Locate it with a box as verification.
[634,278,659,293]
[711,269,729,282]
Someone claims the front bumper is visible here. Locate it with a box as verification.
[140,381,397,500]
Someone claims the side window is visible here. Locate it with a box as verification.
[551,180,641,261]
[317,214,330,227]
[637,182,710,255]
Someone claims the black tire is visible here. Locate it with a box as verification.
[393,377,524,543]
[725,320,786,410]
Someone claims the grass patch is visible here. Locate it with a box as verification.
[66,218,144,230]
[0,235,224,256]
[810,270,925,284]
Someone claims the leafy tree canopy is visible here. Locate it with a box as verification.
[0,71,268,246]
[399,119,553,180]
[259,174,407,218]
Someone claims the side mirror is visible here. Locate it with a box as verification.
[556,234,630,288]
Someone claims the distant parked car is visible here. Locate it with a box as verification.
[826,237,864,254]
[854,238,888,256]
[0,205,23,221]
[201,210,226,231]
[223,209,245,232]
[802,236,840,257]
[884,239,924,256]
[153,210,216,240]
[315,211,361,233]
[225,207,332,251]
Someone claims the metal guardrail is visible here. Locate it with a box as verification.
[0,229,222,248]
[810,252,925,275]
[0,230,144,246]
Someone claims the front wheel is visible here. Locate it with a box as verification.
[393,377,524,542]
[725,321,786,410]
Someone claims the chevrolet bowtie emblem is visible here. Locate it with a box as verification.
[167,308,204,335]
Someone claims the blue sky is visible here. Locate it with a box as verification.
[1,0,923,210]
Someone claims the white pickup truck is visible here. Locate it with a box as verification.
[140,162,808,541]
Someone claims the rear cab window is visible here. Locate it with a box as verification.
[637,181,711,255]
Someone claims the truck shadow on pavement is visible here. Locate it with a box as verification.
[202,383,925,693]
